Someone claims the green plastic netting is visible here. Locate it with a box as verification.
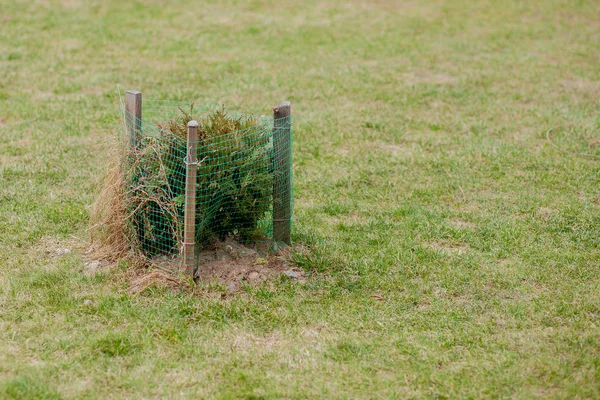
[118,98,292,268]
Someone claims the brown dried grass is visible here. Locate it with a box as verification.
[88,144,133,262]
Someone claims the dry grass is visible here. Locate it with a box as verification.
[89,160,130,261]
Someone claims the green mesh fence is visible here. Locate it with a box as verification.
[118,98,292,269]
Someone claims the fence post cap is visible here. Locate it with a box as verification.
[187,120,199,128]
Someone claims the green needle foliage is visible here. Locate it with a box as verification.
[125,106,273,257]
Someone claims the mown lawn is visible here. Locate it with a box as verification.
[1,0,599,398]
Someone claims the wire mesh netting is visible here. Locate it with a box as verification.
[116,99,292,267]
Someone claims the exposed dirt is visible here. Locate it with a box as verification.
[34,236,82,257]
[426,240,471,256]
[537,207,556,221]
[194,238,301,287]
[449,219,477,229]
[129,238,304,294]
[33,236,115,277]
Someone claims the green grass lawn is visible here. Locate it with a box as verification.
[1,0,599,398]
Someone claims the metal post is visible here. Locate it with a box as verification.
[183,120,199,276]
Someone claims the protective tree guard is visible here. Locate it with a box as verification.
[118,90,293,277]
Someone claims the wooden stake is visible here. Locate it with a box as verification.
[273,101,292,246]
[125,90,142,149]
[183,120,199,276]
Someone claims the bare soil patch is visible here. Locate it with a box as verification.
[449,219,476,229]
[536,207,555,221]
[128,238,304,294]
[426,240,471,255]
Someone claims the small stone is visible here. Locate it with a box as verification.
[86,260,101,271]
[228,282,237,291]
[83,299,93,306]
[56,248,71,255]
[248,271,260,281]
[284,270,300,279]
